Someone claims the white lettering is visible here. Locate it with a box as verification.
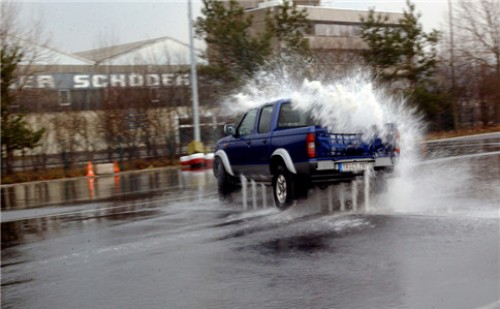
[129,74,144,87]
[14,73,193,89]
[74,75,90,88]
[175,74,190,86]
[92,75,108,88]
[110,74,126,87]
[37,75,55,88]
[146,74,160,87]
[162,73,174,86]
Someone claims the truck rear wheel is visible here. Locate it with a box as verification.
[272,165,295,210]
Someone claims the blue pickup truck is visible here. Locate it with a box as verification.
[213,99,399,209]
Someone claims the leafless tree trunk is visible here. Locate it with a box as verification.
[454,0,500,124]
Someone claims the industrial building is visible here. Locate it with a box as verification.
[10,36,221,169]
[238,0,402,67]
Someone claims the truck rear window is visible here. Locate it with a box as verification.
[278,102,316,128]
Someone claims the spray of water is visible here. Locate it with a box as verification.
[223,64,424,157]
[221,61,490,216]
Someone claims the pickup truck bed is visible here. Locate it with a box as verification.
[213,99,399,209]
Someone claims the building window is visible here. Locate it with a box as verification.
[150,87,160,103]
[314,23,362,37]
[58,90,71,106]
[351,25,362,36]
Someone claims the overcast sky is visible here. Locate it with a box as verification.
[16,0,450,53]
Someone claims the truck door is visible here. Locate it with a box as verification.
[247,105,274,180]
[226,108,258,175]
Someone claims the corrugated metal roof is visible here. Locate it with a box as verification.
[7,35,93,65]
[75,36,205,65]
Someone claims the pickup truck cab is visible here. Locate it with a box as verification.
[213,99,399,209]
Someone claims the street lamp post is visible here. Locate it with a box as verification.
[188,0,201,143]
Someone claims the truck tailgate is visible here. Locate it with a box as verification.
[315,131,381,157]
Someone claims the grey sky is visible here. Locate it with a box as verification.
[16,0,449,53]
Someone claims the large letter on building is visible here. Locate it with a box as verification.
[74,75,91,88]
[129,74,144,87]
[37,75,56,88]
[92,75,108,88]
[110,74,127,87]
[146,74,160,87]
[161,73,174,86]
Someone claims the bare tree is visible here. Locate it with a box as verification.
[52,110,94,170]
[454,0,500,124]
[455,0,500,75]
[1,1,51,175]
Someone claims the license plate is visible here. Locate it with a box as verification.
[339,162,372,172]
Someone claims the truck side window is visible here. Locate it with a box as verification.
[258,105,273,133]
[278,103,302,128]
[278,102,316,128]
[237,109,258,136]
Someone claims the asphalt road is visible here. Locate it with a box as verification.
[1,133,499,309]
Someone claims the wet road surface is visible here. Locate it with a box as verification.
[2,133,499,309]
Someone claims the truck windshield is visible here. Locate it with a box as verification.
[277,102,316,128]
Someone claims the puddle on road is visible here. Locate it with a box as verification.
[259,233,330,254]
[1,203,161,250]
[2,144,498,258]
[248,215,374,257]
[1,168,214,210]
[1,168,218,250]
[211,147,499,251]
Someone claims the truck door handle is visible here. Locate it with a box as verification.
[262,140,267,144]
[246,140,251,145]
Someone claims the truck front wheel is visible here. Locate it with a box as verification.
[215,157,236,201]
[272,165,296,210]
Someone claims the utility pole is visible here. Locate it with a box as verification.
[188,0,201,142]
[448,0,459,130]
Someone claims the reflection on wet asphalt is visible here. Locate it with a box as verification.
[424,134,500,159]
[1,168,211,210]
[1,134,499,309]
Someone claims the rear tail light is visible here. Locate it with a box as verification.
[394,129,401,154]
[306,132,316,158]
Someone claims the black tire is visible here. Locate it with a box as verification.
[214,158,235,201]
[272,165,296,210]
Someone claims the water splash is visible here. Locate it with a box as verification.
[221,62,493,216]
[223,65,424,159]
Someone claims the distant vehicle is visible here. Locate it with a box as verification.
[213,99,399,209]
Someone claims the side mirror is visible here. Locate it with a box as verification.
[224,124,235,136]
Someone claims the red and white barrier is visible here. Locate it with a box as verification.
[180,155,191,167]
[204,153,214,168]
[180,152,214,169]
